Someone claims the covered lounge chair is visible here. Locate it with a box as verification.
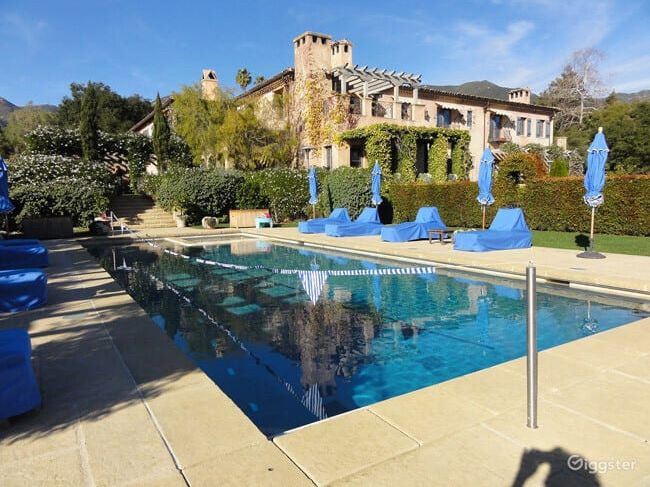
[325,207,383,237]
[0,242,48,270]
[0,239,42,246]
[381,207,447,242]
[454,208,532,252]
[0,269,47,313]
[0,328,41,419]
[298,208,351,234]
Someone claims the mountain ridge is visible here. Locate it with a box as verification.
[0,97,57,124]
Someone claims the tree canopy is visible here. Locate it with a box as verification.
[152,93,172,170]
[57,81,151,132]
[235,68,252,91]
[564,99,650,174]
[0,104,55,155]
[79,83,100,161]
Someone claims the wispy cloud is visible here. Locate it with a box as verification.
[0,13,46,48]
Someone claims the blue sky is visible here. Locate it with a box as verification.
[1,0,648,105]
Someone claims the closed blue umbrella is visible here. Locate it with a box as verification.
[308,166,318,218]
[0,157,15,214]
[476,147,495,229]
[579,127,609,259]
[371,162,382,206]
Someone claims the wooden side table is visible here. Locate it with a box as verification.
[427,229,447,244]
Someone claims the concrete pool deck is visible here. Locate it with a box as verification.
[0,233,648,486]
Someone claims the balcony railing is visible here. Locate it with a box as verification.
[489,128,512,142]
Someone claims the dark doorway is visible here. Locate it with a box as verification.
[416,141,428,175]
[350,143,364,168]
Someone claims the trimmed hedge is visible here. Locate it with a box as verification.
[389,175,650,236]
[318,167,373,219]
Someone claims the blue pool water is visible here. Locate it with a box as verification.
[88,239,647,436]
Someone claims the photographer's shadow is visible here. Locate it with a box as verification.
[511,447,600,486]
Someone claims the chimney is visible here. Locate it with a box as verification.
[293,31,332,78]
[508,87,531,104]
[201,69,219,100]
[331,39,353,67]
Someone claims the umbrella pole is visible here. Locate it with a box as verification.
[312,204,316,219]
[578,206,605,259]
[589,206,595,252]
[482,205,486,230]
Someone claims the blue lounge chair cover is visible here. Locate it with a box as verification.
[0,328,41,418]
[325,207,383,237]
[380,207,447,242]
[0,239,42,246]
[298,208,351,233]
[454,208,532,252]
[0,269,47,313]
[0,243,48,270]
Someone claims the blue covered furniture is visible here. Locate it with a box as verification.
[0,328,41,419]
[0,269,47,313]
[0,239,42,246]
[381,207,447,242]
[0,242,48,270]
[454,208,532,252]
[325,208,383,237]
[299,208,351,234]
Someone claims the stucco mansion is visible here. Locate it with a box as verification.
[133,31,557,181]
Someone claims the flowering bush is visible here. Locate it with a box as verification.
[7,153,116,226]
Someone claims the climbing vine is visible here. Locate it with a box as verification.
[397,131,417,182]
[339,123,470,178]
[450,138,469,180]
[429,135,448,183]
[364,125,393,175]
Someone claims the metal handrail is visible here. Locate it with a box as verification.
[109,211,130,235]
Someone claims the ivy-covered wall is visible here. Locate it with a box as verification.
[339,123,471,180]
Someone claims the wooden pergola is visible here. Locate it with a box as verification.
[332,65,422,97]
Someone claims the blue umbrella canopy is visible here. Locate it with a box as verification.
[0,157,15,214]
[476,148,495,206]
[371,162,382,206]
[583,129,609,208]
[308,166,318,205]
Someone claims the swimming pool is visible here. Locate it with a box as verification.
[88,238,647,436]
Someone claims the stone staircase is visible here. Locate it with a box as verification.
[109,195,177,229]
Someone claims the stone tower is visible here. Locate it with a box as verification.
[201,69,219,100]
[331,39,353,67]
[293,31,333,79]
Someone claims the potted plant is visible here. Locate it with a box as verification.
[173,208,187,228]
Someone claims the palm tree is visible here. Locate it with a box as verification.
[236,68,252,91]
[255,75,266,85]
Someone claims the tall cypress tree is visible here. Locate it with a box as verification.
[152,93,171,171]
[79,82,99,161]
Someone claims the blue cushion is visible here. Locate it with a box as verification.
[0,244,48,270]
[381,207,447,242]
[454,208,532,252]
[0,269,47,313]
[325,208,383,237]
[0,328,41,418]
[0,239,42,247]
[298,208,351,234]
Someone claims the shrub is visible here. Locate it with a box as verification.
[153,167,243,224]
[396,131,417,182]
[9,153,115,192]
[389,175,650,236]
[236,172,268,209]
[319,167,372,219]
[257,168,309,221]
[549,158,570,177]
[11,182,110,226]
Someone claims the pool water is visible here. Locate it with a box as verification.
[88,239,647,436]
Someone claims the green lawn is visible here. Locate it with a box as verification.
[532,231,650,256]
